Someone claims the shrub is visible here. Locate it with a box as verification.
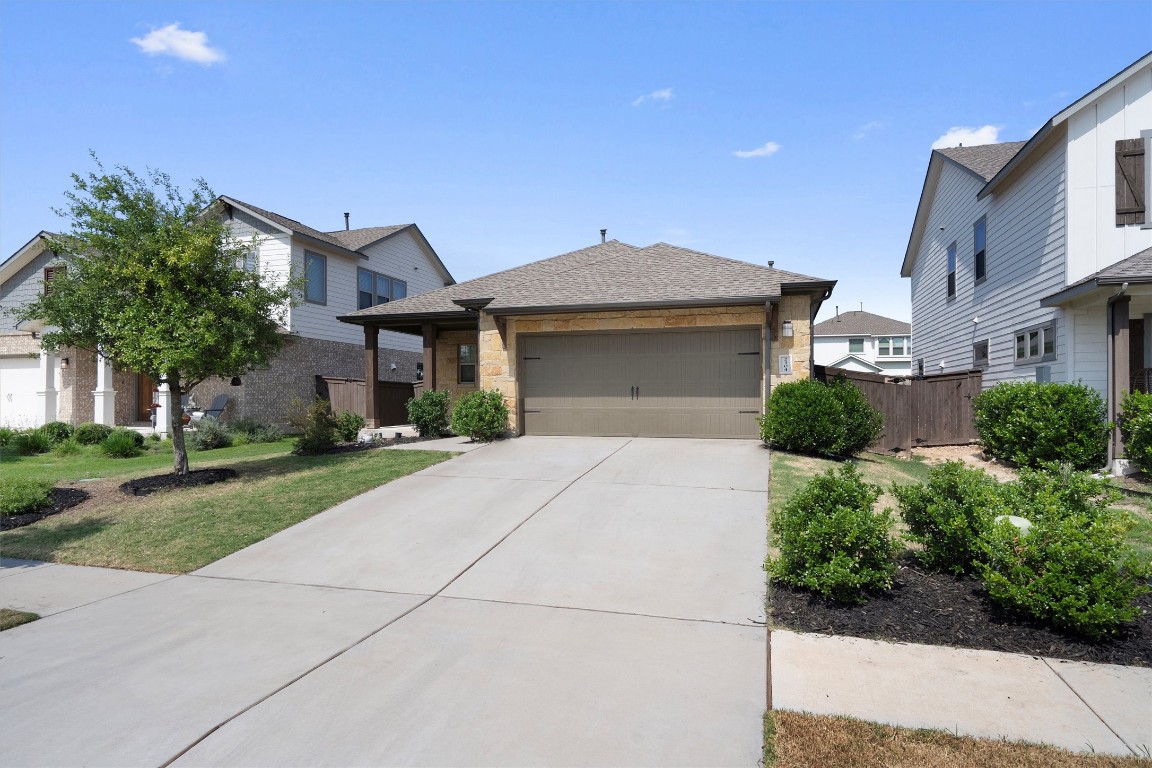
[100,428,144,458]
[973,381,1108,470]
[293,398,337,455]
[0,478,53,516]
[12,429,52,456]
[451,389,509,442]
[231,419,281,444]
[51,438,83,457]
[334,411,366,443]
[407,390,452,437]
[41,421,73,444]
[189,419,233,451]
[759,377,883,457]
[74,422,114,445]
[766,463,900,603]
[1120,390,1152,474]
[0,427,15,447]
[892,461,1004,575]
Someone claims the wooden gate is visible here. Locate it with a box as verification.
[814,366,982,454]
[315,376,414,427]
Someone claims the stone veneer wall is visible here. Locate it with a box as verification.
[433,330,481,404]
[471,302,813,433]
[188,335,421,428]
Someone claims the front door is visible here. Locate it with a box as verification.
[136,373,155,422]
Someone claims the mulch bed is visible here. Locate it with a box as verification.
[770,555,1152,667]
[119,468,237,497]
[1,488,90,531]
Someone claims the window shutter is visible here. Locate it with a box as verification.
[1116,138,1145,226]
[43,265,65,295]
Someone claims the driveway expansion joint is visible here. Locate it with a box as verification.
[1042,657,1140,757]
[436,593,768,628]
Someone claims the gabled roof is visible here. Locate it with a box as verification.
[813,310,911,336]
[219,197,454,284]
[339,240,834,328]
[936,143,1027,182]
[827,354,885,373]
[0,231,59,285]
[1041,246,1152,306]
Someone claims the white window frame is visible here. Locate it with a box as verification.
[848,338,864,354]
[973,339,990,368]
[1013,321,1057,365]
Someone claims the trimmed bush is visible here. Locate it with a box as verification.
[451,390,509,442]
[973,381,1108,470]
[41,421,74,444]
[100,428,144,458]
[766,463,900,603]
[335,411,366,443]
[12,429,52,456]
[189,419,233,451]
[51,438,83,457]
[760,377,883,457]
[0,427,15,447]
[74,422,114,445]
[0,478,53,516]
[230,419,281,444]
[293,398,337,456]
[407,390,452,437]
[978,468,1150,640]
[1120,390,1152,474]
[892,461,1004,575]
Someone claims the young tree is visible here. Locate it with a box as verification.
[16,158,296,475]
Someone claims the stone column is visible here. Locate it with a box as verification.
[364,325,379,428]
[36,348,58,425]
[154,381,172,437]
[92,352,117,426]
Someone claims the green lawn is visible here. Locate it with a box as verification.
[1,442,452,573]
[0,609,39,631]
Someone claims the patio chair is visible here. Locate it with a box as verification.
[190,394,230,423]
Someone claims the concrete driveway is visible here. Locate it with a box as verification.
[0,437,769,767]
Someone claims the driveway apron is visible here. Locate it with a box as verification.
[0,436,769,767]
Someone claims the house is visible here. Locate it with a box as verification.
[813,309,912,376]
[901,51,1152,464]
[338,238,834,438]
[0,198,455,430]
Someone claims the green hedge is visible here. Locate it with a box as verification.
[972,381,1108,470]
[451,390,508,442]
[759,377,883,457]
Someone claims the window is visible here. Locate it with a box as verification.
[878,337,890,356]
[458,344,477,384]
[415,362,424,382]
[973,217,987,282]
[304,252,326,304]
[973,340,989,368]
[1115,137,1146,226]
[1014,322,1057,365]
[946,242,957,298]
[848,338,864,354]
[357,268,408,310]
[240,246,258,273]
[877,337,908,357]
[42,265,65,295]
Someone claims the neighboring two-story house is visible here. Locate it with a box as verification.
[902,52,1152,463]
[813,309,912,376]
[0,197,454,429]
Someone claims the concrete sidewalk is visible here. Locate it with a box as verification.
[771,629,1152,758]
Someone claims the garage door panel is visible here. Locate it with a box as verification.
[521,329,762,438]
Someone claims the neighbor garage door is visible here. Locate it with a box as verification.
[0,357,42,428]
[520,328,763,438]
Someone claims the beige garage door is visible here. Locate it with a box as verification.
[520,328,763,438]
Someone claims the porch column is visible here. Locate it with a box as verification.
[36,349,58,426]
[154,381,171,437]
[422,323,438,391]
[92,351,116,426]
[364,325,379,428]
[1112,296,1131,458]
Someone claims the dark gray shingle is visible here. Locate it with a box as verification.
[813,310,910,336]
[936,142,1027,181]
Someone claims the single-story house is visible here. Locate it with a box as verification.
[813,309,912,376]
[338,238,835,438]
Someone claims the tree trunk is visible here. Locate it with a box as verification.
[169,375,189,476]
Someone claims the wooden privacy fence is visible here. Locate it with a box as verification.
[315,376,414,427]
[814,366,982,454]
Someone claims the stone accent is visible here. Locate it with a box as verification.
[772,294,813,383]
[0,333,40,357]
[434,330,480,404]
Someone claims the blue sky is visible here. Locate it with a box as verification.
[2,1,1149,322]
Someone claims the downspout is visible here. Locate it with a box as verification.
[1106,282,1128,472]
[765,300,776,404]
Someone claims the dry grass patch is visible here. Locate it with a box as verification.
[767,711,1148,767]
[0,609,39,631]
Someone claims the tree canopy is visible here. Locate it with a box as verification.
[17,158,297,474]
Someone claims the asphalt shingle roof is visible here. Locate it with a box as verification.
[342,240,832,320]
[326,225,411,251]
[813,310,910,336]
[1067,247,1152,289]
[936,141,1027,181]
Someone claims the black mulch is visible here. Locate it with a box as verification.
[119,468,237,497]
[769,555,1152,667]
[1,488,90,531]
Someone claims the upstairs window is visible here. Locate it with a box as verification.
[240,246,258,273]
[848,338,864,354]
[877,337,908,357]
[946,242,957,298]
[42,265,65,295]
[973,217,987,282]
[1116,137,1146,226]
[358,268,408,310]
[304,252,326,305]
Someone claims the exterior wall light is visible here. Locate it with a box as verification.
[60,357,70,369]
[781,320,794,337]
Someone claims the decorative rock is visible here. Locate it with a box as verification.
[994,514,1033,535]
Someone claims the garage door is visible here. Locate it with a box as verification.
[520,328,763,438]
[0,357,42,428]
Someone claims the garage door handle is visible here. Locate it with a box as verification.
[636,386,640,399]
[630,385,635,400]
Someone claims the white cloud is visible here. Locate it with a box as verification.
[131,23,225,65]
[853,120,885,140]
[733,141,781,159]
[930,125,1000,149]
[632,88,674,107]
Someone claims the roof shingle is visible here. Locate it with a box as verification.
[936,141,1027,181]
[813,310,910,336]
[326,225,411,251]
